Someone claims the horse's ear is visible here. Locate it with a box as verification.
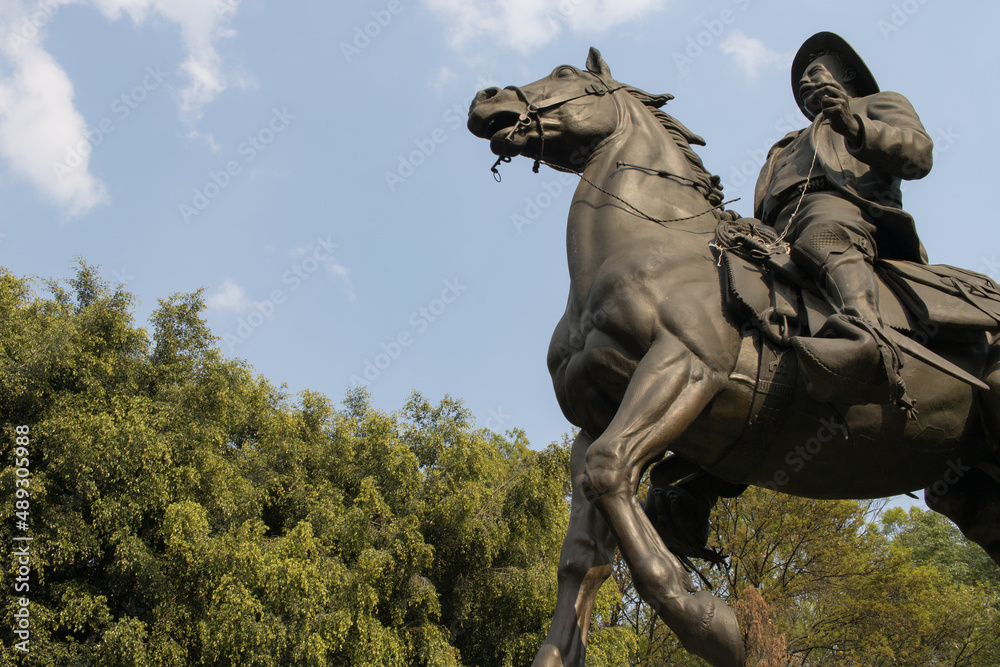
[586,47,612,78]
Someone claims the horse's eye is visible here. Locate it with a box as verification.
[556,67,575,78]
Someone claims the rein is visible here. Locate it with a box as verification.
[488,73,739,226]
[576,163,740,227]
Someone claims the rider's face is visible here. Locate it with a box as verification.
[798,54,854,116]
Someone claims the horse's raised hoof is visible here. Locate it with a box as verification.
[530,644,566,667]
[675,590,745,667]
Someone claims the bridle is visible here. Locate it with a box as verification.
[487,71,739,226]
[490,69,623,180]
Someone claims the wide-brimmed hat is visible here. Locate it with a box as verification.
[792,32,879,119]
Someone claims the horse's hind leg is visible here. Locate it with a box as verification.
[926,466,1000,566]
[532,431,617,667]
[939,338,1000,566]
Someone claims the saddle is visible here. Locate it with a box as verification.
[716,219,1000,348]
[699,219,1000,484]
[643,222,1000,562]
[645,223,1000,563]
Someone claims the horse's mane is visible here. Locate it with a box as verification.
[620,84,726,209]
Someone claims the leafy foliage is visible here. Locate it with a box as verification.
[2,263,998,666]
[882,505,1000,597]
[0,264,568,666]
[589,488,1000,666]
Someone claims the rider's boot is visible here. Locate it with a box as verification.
[790,249,913,409]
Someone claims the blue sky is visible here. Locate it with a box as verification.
[1,0,994,508]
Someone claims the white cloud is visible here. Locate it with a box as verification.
[324,260,356,303]
[0,33,109,216]
[206,277,251,311]
[290,240,356,302]
[720,30,785,81]
[420,0,666,53]
[184,129,222,153]
[430,65,456,94]
[89,0,241,119]
[0,0,242,217]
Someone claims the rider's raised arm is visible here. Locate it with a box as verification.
[846,91,934,180]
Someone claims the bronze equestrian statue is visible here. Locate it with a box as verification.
[468,37,1000,667]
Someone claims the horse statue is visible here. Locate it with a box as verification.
[467,47,1000,666]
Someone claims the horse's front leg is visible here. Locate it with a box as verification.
[533,430,617,667]
[583,338,745,667]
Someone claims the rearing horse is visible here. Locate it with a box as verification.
[468,48,1000,667]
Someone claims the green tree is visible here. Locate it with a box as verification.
[587,488,1000,666]
[882,505,1000,597]
[0,263,570,666]
[5,262,997,666]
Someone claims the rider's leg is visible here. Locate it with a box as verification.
[790,220,879,322]
[785,214,910,407]
[775,192,880,324]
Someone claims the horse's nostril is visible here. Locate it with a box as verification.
[476,87,501,102]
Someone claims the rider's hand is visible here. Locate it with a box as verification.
[815,82,862,145]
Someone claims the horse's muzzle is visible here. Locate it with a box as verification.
[467,89,524,139]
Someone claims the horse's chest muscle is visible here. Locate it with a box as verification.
[547,257,667,393]
[547,250,728,393]
[562,256,666,350]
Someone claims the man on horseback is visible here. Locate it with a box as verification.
[644,32,937,570]
[755,31,933,407]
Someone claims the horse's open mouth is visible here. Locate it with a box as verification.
[478,110,529,158]
[481,110,523,141]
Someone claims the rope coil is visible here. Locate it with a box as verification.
[710,219,790,263]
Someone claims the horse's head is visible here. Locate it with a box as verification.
[468,48,646,173]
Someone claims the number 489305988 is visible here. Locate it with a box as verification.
[13,425,30,529]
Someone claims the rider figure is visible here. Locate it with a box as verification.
[648,33,935,562]
[754,32,934,408]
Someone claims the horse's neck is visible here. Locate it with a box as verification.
[566,106,717,290]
